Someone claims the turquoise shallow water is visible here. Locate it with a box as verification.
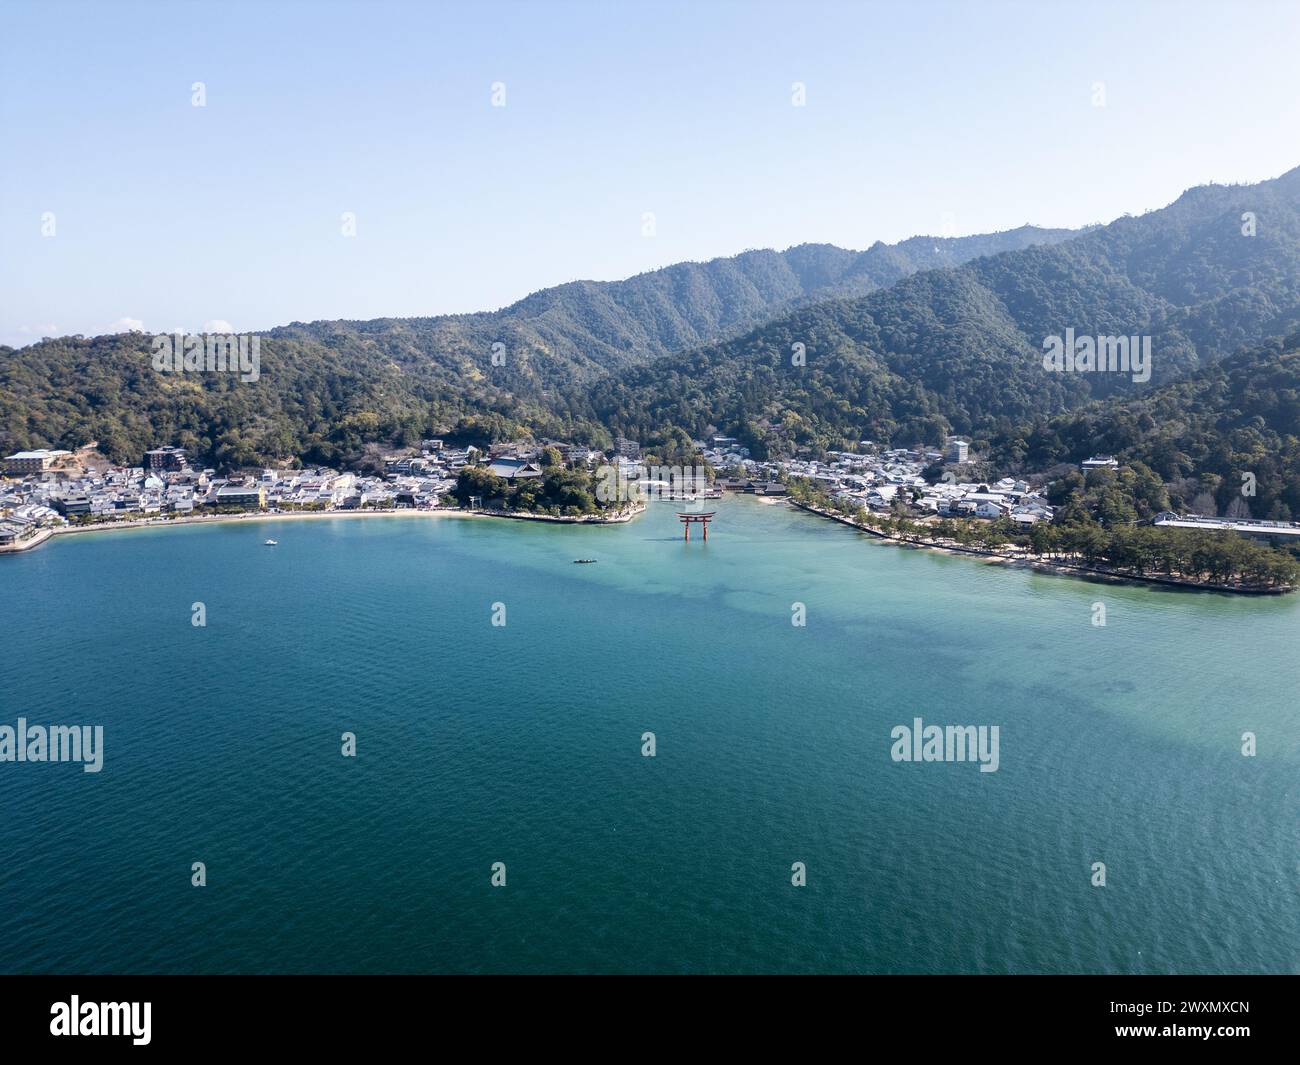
[0,497,1297,974]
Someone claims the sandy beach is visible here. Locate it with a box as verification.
[0,504,645,556]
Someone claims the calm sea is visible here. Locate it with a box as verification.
[1,497,1296,973]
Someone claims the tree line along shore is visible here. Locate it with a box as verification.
[783,480,1299,594]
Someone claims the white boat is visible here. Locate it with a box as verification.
[264,539,278,546]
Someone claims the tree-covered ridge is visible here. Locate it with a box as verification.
[0,330,587,470]
[987,333,1300,522]
[582,167,1300,454]
[4,166,1300,474]
[268,224,1078,393]
[0,226,1075,467]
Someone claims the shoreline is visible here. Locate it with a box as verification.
[0,504,645,556]
[9,497,1291,595]
[787,500,1294,596]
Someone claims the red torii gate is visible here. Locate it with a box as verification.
[677,512,715,541]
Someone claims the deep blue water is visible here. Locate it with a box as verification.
[1,498,1296,973]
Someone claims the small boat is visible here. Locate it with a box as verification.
[573,558,597,564]
[264,539,278,546]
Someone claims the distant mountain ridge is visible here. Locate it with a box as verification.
[579,167,1300,453]
[268,224,1080,388]
[0,221,1081,466]
[4,167,1300,473]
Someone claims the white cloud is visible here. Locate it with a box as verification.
[202,319,235,333]
[106,317,145,333]
[2,324,61,347]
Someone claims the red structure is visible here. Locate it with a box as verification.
[677,512,715,541]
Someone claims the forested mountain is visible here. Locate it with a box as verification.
[986,332,1300,521]
[0,329,537,470]
[3,166,1300,473]
[269,224,1077,390]
[579,167,1300,455]
[0,225,1075,467]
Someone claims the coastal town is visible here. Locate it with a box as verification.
[0,435,1014,541]
[0,437,647,550]
[4,436,1299,573]
[761,438,1061,526]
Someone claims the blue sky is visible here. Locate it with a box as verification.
[3,0,1299,348]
